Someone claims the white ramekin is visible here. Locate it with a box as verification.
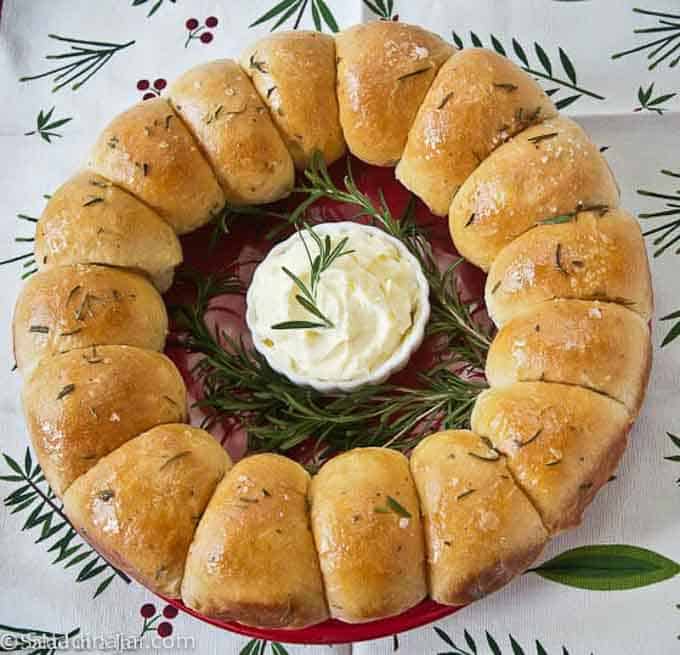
[245,221,431,393]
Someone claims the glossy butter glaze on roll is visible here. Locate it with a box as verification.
[472,382,632,534]
[411,430,548,605]
[89,98,225,234]
[169,59,294,204]
[64,424,231,597]
[397,48,557,217]
[449,116,619,271]
[34,172,182,292]
[240,31,345,170]
[335,21,454,166]
[486,299,652,414]
[13,264,168,374]
[182,454,328,628]
[22,346,186,496]
[485,207,653,326]
[309,447,427,622]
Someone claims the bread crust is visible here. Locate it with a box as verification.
[13,265,167,375]
[88,98,225,234]
[450,116,619,270]
[485,207,653,325]
[397,48,556,217]
[411,430,548,605]
[181,454,328,628]
[23,345,186,496]
[486,299,652,414]
[34,171,182,292]
[335,22,454,166]
[63,424,231,597]
[471,382,632,534]
[169,59,295,204]
[240,32,345,170]
[309,447,427,623]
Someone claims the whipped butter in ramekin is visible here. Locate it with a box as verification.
[246,222,430,392]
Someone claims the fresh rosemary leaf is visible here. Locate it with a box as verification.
[386,495,411,518]
[271,320,327,330]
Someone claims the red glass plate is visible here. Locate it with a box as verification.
[162,157,482,643]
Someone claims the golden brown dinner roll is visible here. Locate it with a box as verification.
[13,264,167,374]
[485,207,653,326]
[449,116,619,270]
[410,430,548,605]
[309,447,426,623]
[34,171,182,292]
[169,59,294,204]
[182,454,328,628]
[88,98,225,234]
[486,299,651,414]
[471,382,631,534]
[240,32,345,170]
[63,424,231,597]
[397,48,556,217]
[335,22,454,166]
[23,346,186,496]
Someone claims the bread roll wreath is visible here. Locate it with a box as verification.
[12,21,653,630]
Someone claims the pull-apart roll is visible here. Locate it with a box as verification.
[169,59,295,204]
[309,447,427,623]
[398,48,556,217]
[471,382,631,534]
[411,430,548,605]
[34,172,182,292]
[64,424,231,597]
[13,264,167,374]
[182,454,328,628]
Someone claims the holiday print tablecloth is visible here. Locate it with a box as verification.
[1,1,680,653]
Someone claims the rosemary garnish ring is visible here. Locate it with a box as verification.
[271,224,354,331]
[173,152,492,463]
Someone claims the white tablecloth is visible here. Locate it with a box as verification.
[1,1,679,653]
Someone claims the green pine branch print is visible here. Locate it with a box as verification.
[634,83,677,114]
[638,168,680,347]
[130,0,176,18]
[0,623,80,655]
[664,433,680,485]
[0,448,131,598]
[239,639,289,655]
[450,31,605,110]
[613,8,680,71]
[434,626,581,655]
[249,0,397,32]
[19,34,135,92]
[24,107,73,143]
[0,210,40,280]
[249,0,339,33]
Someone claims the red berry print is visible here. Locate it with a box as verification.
[140,603,156,619]
[163,605,179,619]
[157,622,173,638]
[184,15,219,48]
[136,77,166,101]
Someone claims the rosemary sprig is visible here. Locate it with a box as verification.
[638,168,680,347]
[271,224,354,330]
[172,273,486,459]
